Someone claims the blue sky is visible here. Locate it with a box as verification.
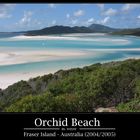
[0,4,140,31]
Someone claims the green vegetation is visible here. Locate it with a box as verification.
[111,28,140,36]
[5,93,92,112]
[89,23,117,33]
[24,24,140,37]
[117,99,140,112]
[0,59,140,112]
[25,24,117,36]
[2,24,140,37]
[25,25,93,36]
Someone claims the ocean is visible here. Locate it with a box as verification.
[0,33,140,88]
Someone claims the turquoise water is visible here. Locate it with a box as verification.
[0,34,140,75]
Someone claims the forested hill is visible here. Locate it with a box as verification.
[111,28,140,36]
[88,23,117,32]
[24,24,117,36]
[0,59,140,112]
[25,25,93,36]
[1,24,140,37]
[24,25,140,37]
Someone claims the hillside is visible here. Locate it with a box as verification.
[25,25,93,36]
[23,24,140,37]
[88,23,117,33]
[24,24,118,36]
[1,24,140,37]
[111,28,140,36]
[0,59,140,112]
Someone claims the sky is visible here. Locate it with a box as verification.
[0,3,140,32]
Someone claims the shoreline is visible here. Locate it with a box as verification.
[0,49,87,66]
[0,34,139,89]
[0,57,140,90]
[0,48,140,66]
[4,34,130,44]
[0,70,55,90]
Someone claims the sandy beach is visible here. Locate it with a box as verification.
[0,49,87,66]
[1,56,140,90]
[0,48,97,89]
[0,34,139,89]
[0,70,55,89]
[5,34,130,45]
[1,48,140,66]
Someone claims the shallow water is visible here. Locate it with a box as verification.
[0,33,140,88]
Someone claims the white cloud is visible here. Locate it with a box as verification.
[0,4,15,19]
[122,4,140,12]
[137,15,140,19]
[66,14,70,19]
[74,10,85,17]
[48,4,56,8]
[18,11,33,26]
[71,19,78,25]
[0,12,11,18]
[34,19,41,25]
[15,11,42,30]
[103,8,117,16]
[100,16,110,24]
[52,20,56,25]
[86,18,94,25]
[96,4,104,10]
[85,17,110,25]
[87,18,94,23]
